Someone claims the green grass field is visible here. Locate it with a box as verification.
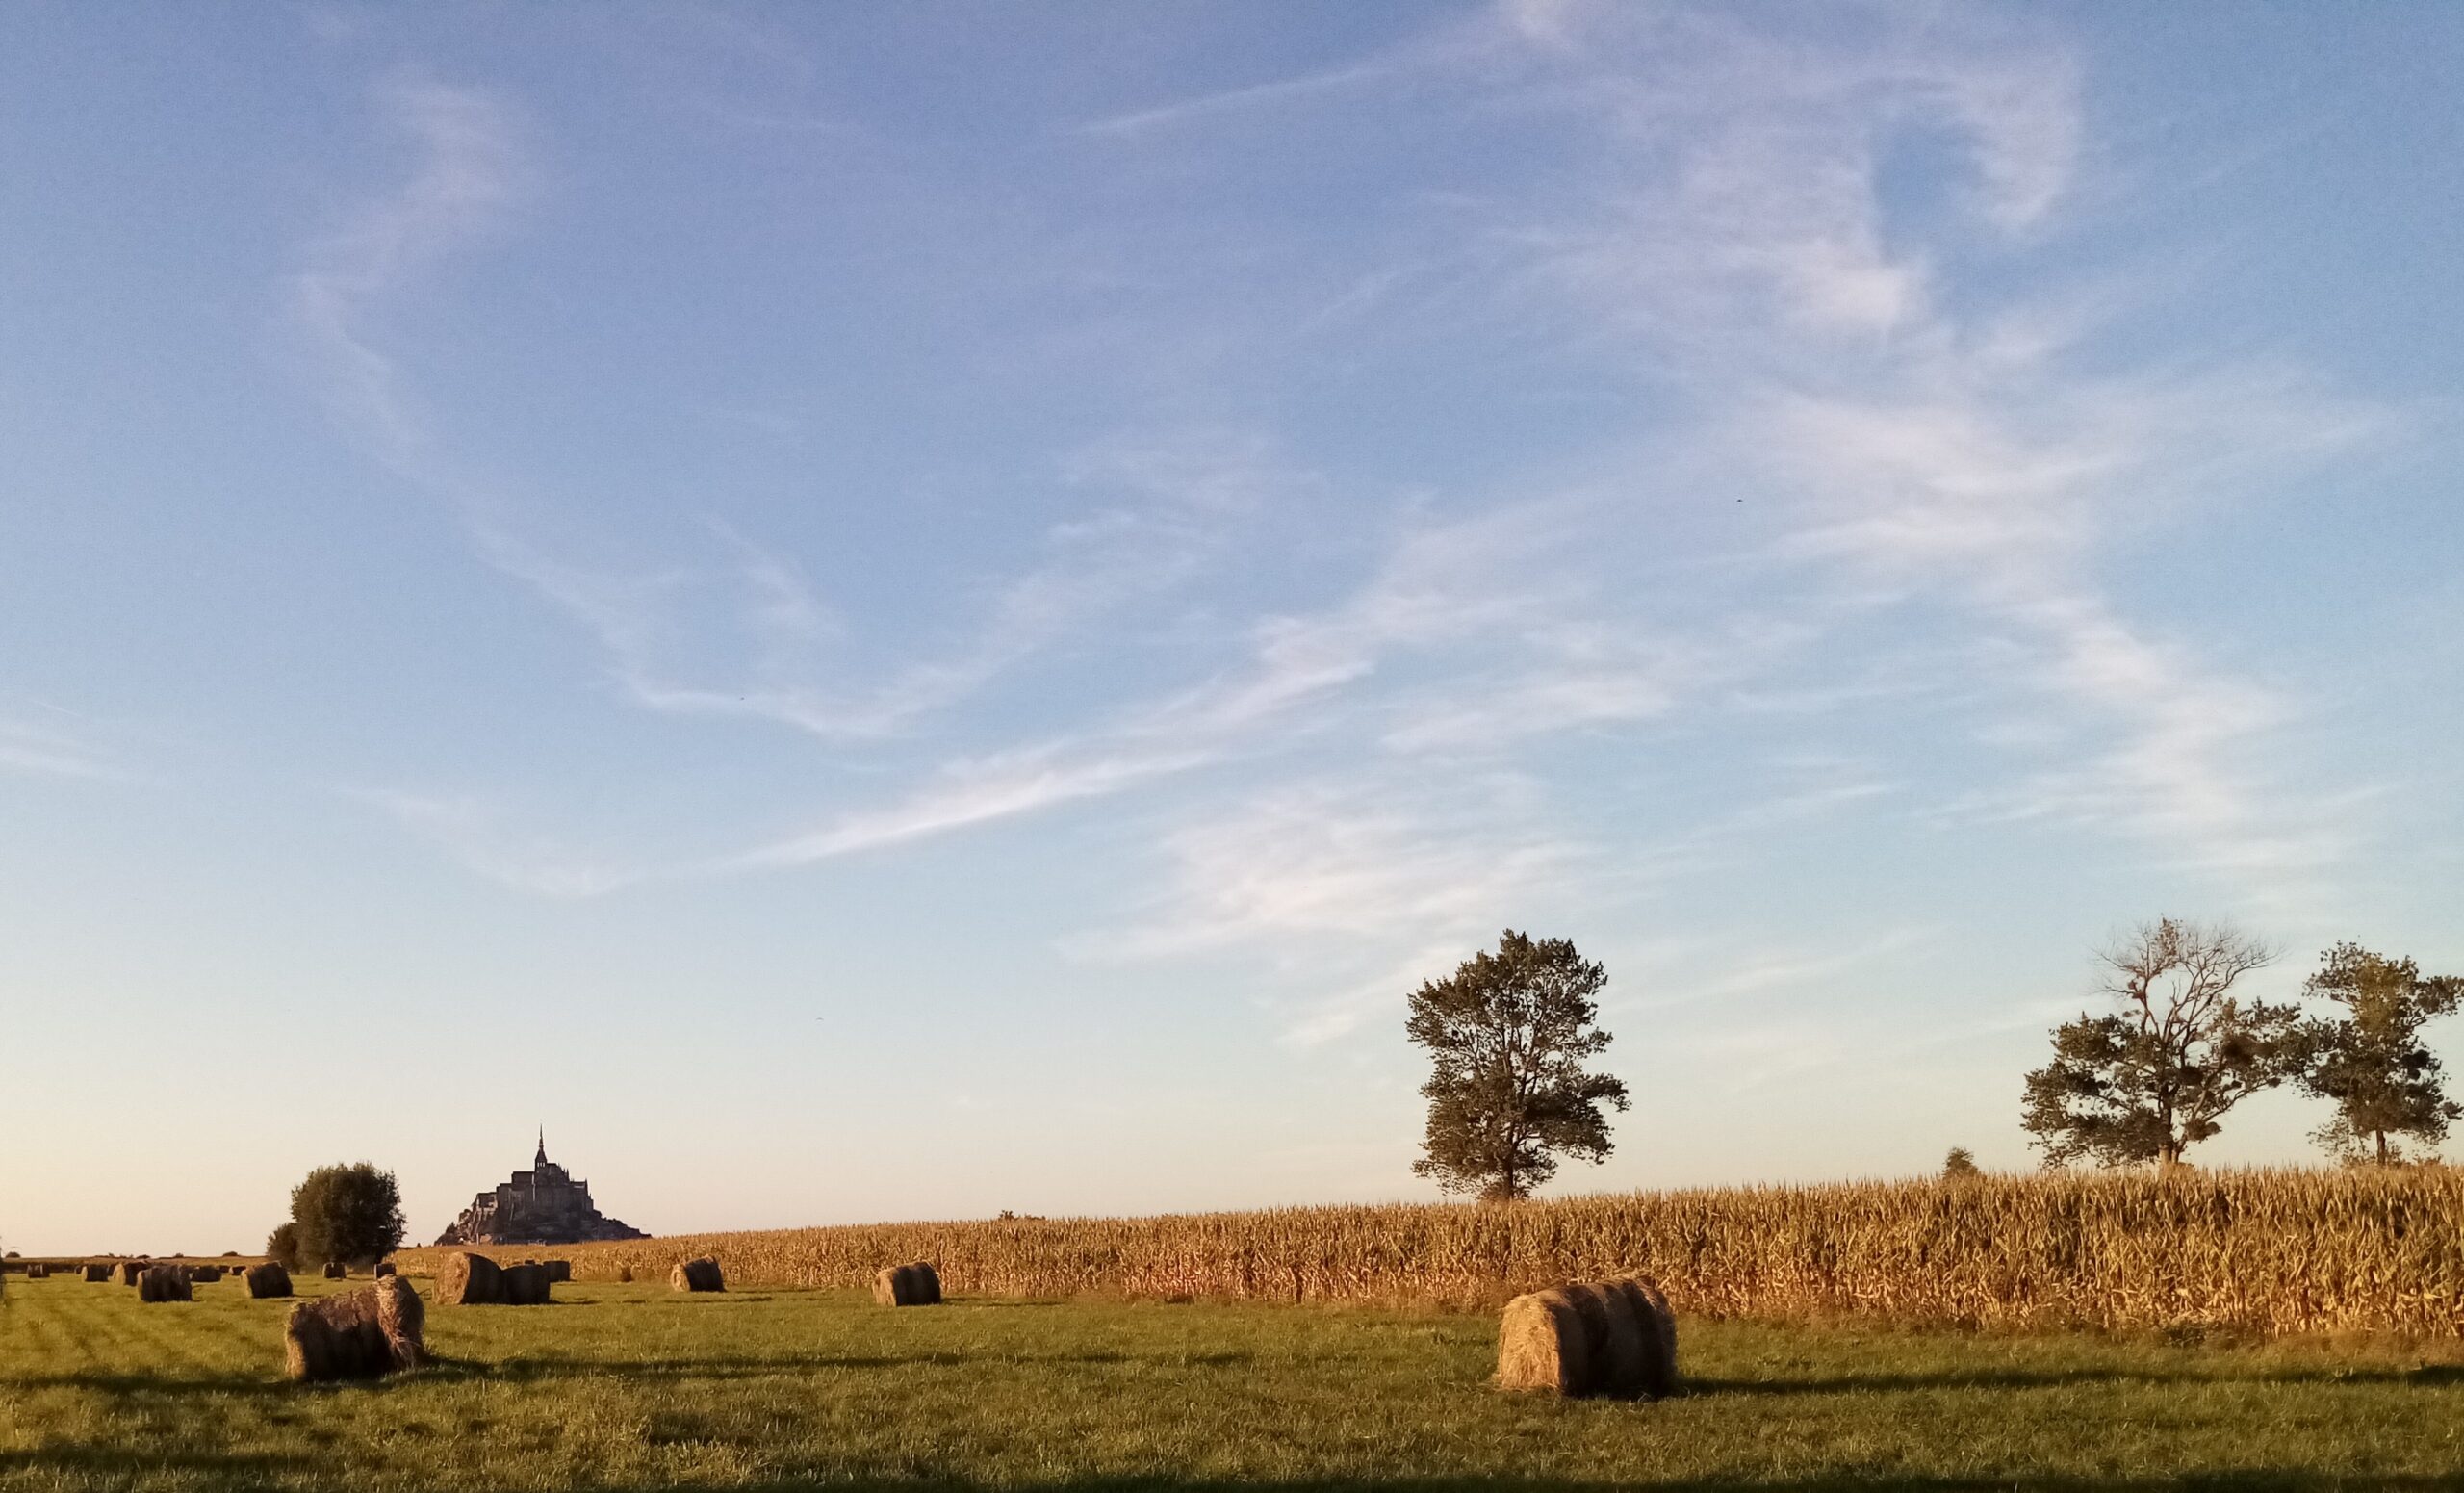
[4,1274,2461,1491]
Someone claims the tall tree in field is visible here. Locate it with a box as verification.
[2021,918,2300,1170]
[2292,943,2462,1165]
[1407,930,1630,1200]
[288,1162,406,1268]
[264,1221,301,1269]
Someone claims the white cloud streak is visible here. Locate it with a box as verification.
[304,3,2381,1008]
[0,718,130,782]
[1481,4,2373,914]
[720,744,1211,870]
[349,789,641,898]
[292,80,525,456]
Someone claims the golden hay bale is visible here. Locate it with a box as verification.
[1565,1281,1649,1395]
[321,1261,347,1280]
[284,1276,426,1382]
[138,1265,192,1303]
[244,1263,294,1300]
[671,1256,724,1293]
[435,1251,501,1306]
[617,1264,633,1284]
[24,1264,47,1280]
[1497,1287,1585,1395]
[1497,1278,1670,1400]
[116,1260,146,1286]
[373,1262,396,1278]
[188,1265,222,1283]
[500,1262,552,1305]
[83,1264,111,1283]
[1610,1275,1679,1399]
[543,1260,571,1283]
[873,1262,941,1306]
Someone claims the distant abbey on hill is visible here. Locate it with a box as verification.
[434,1133,648,1246]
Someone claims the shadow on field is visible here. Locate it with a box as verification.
[433,1349,1257,1384]
[4,1372,290,1398]
[7,1356,484,1399]
[1688,1362,2464,1397]
[0,1448,312,1479]
[0,1459,2452,1492]
[636,1477,2464,1493]
[446,1355,915,1383]
[19,1356,2448,1402]
[7,1348,1265,1401]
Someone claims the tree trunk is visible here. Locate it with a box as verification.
[2374,1130,2391,1166]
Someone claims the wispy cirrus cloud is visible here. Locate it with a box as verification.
[292,79,526,457]
[721,741,1213,871]
[304,0,2384,1053]
[1036,0,2382,1050]
[1076,57,1406,141]
[1069,777,1589,1046]
[0,716,137,783]
[470,425,1309,745]
[1474,4,2375,915]
[348,788,642,898]
[1628,926,1938,1014]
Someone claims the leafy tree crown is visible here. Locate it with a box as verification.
[288,1162,405,1268]
[2021,917,2299,1169]
[2292,943,2462,1165]
[1407,930,1630,1201]
[264,1221,301,1269]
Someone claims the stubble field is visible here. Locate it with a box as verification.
[4,1272,2463,1492]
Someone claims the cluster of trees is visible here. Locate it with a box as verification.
[2021,919,2460,1170]
[264,1163,407,1269]
[1402,922,2456,1203]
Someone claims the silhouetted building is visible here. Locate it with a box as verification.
[434,1132,648,1246]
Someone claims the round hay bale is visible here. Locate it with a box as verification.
[116,1260,146,1286]
[283,1276,426,1382]
[282,1303,337,1383]
[1607,1275,1679,1399]
[543,1260,571,1283]
[873,1262,942,1306]
[1497,1286,1588,1396]
[24,1263,47,1280]
[244,1262,294,1300]
[670,1256,724,1293]
[500,1262,552,1305]
[83,1263,111,1283]
[321,1261,347,1280]
[188,1265,222,1283]
[435,1251,502,1306]
[1562,1281,1650,1398]
[373,1262,396,1278]
[375,1275,426,1368]
[1497,1279,1666,1400]
[137,1265,193,1303]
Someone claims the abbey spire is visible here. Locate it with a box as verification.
[433,1135,647,1247]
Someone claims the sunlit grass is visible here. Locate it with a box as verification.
[3,1274,2460,1491]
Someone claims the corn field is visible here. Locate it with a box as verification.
[395,1167,2464,1336]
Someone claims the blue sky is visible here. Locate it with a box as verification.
[4,2,2461,1256]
